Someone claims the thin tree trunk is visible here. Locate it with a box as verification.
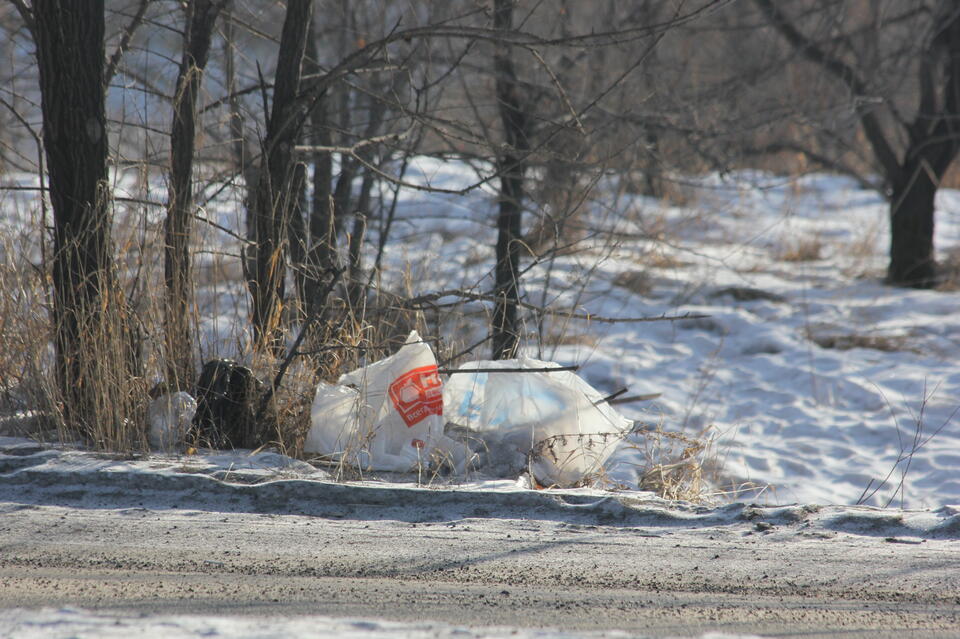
[287,159,309,321]
[492,0,530,360]
[165,0,224,388]
[248,0,313,355]
[303,17,335,318]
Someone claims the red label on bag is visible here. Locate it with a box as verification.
[388,365,443,427]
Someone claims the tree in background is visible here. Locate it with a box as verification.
[490,0,531,360]
[752,0,960,288]
[247,0,314,356]
[166,0,228,388]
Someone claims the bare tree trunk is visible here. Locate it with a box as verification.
[754,0,960,289]
[301,16,335,319]
[287,159,309,322]
[886,8,960,288]
[248,0,313,355]
[165,0,224,388]
[33,0,137,442]
[222,5,259,306]
[492,0,530,360]
[888,161,940,288]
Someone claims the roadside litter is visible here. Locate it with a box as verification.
[304,332,632,487]
[304,331,469,473]
[147,391,197,451]
[443,358,630,486]
[147,332,633,488]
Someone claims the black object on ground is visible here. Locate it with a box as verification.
[192,359,262,449]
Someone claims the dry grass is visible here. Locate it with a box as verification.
[810,331,914,354]
[935,247,960,291]
[626,423,714,502]
[839,220,885,279]
[613,269,652,296]
[776,233,824,262]
[644,249,688,270]
[0,233,59,441]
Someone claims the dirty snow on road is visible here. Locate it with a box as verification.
[1,608,765,639]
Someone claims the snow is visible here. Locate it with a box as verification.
[0,607,761,639]
[386,164,960,509]
[3,162,960,510]
[3,437,960,539]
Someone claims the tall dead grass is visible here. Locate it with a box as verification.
[0,229,58,440]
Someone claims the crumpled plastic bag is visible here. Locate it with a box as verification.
[443,358,630,486]
[304,331,469,472]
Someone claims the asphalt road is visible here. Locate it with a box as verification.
[2,501,959,638]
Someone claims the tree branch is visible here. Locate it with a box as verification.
[104,0,151,85]
[9,0,33,32]
[399,287,709,325]
[753,0,902,182]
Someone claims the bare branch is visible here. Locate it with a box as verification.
[104,0,151,85]
[526,47,585,136]
[741,140,880,192]
[752,0,902,181]
[293,127,412,155]
[399,287,709,325]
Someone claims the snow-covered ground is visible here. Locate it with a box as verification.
[385,161,960,509]
[3,160,960,509]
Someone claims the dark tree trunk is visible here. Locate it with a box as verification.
[885,9,960,288]
[287,159,309,321]
[33,0,137,441]
[287,15,319,320]
[887,161,939,288]
[755,0,960,290]
[165,0,224,388]
[298,16,337,319]
[222,6,259,295]
[492,0,530,360]
[350,167,374,292]
[248,0,313,355]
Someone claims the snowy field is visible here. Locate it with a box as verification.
[3,160,960,510]
[377,160,960,509]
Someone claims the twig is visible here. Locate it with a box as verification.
[293,127,412,155]
[104,0,151,85]
[402,287,709,324]
[609,393,662,405]
[438,365,579,375]
[9,0,33,32]
[599,388,629,404]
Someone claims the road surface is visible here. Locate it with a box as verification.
[2,496,959,638]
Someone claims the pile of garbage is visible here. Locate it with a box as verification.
[303,332,631,487]
[147,331,632,488]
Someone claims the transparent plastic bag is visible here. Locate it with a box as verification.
[443,358,630,486]
[147,391,197,451]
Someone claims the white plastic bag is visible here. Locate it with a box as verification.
[147,391,197,451]
[304,331,449,471]
[443,358,630,486]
